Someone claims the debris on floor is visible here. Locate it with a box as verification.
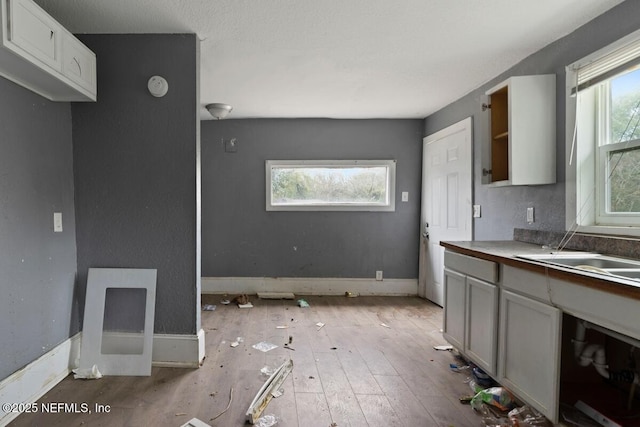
[220,299,230,305]
[316,322,325,330]
[471,387,516,412]
[246,359,293,424]
[297,299,310,308]
[230,337,244,348]
[234,294,253,307]
[72,364,103,380]
[252,341,278,352]
[210,387,234,422]
[180,418,212,427]
[258,292,295,300]
[344,291,358,297]
[380,323,391,328]
[202,304,216,311]
[433,344,454,351]
[276,325,289,329]
[254,414,279,427]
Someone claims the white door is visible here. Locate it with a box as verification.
[419,117,472,305]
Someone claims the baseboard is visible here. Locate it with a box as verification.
[201,277,418,296]
[0,333,81,426]
[0,329,206,425]
[152,329,206,368]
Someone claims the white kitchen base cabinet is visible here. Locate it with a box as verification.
[443,268,466,351]
[443,251,499,376]
[0,0,96,101]
[465,277,498,376]
[498,290,561,422]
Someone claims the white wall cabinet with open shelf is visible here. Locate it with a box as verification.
[483,75,555,186]
[0,0,96,101]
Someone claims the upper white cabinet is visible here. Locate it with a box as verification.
[0,0,96,101]
[483,75,555,186]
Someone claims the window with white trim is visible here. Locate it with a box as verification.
[566,30,640,234]
[265,160,396,211]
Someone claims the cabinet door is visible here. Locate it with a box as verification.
[6,0,61,71]
[443,268,466,350]
[465,277,498,375]
[498,290,561,422]
[62,32,96,95]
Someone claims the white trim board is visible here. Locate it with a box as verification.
[152,329,206,368]
[201,277,418,296]
[0,333,81,426]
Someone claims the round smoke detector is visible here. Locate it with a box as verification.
[147,75,169,97]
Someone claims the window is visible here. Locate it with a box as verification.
[566,30,640,234]
[265,160,396,211]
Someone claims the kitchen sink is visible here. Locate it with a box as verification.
[516,252,640,281]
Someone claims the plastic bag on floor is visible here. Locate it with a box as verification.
[508,405,551,426]
[471,387,516,412]
[255,414,278,427]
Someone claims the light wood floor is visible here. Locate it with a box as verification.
[11,296,483,427]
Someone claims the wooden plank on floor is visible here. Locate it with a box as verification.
[295,392,332,426]
[374,374,437,426]
[355,394,403,426]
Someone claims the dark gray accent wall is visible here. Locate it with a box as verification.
[424,0,640,240]
[72,34,199,335]
[0,78,77,379]
[201,119,423,279]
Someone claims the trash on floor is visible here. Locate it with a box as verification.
[72,364,103,380]
[297,299,310,308]
[507,405,551,426]
[276,325,289,329]
[254,414,279,427]
[231,337,244,348]
[344,291,359,297]
[380,323,391,328]
[258,292,295,300]
[283,343,295,351]
[234,294,253,308]
[220,299,230,305]
[271,388,284,398]
[433,344,454,351]
[180,418,212,427]
[202,304,216,311]
[449,363,470,373]
[260,366,276,376]
[471,387,517,412]
[210,387,234,422]
[252,341,278,352]
[316,322,325,330]
[246,359,293,424]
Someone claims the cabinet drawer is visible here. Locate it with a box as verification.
[444,250,498,283]
[62,32,95,93]
[6,0,61,71]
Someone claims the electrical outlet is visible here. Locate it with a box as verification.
[376,270,383,281]
[401,191,409,202]
[53,212,63,232]
[473,205,481,218]
[527,207,534,224]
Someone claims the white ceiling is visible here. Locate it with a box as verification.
[35,0,624,120]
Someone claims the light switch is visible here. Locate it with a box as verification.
[401,191,409,202]
[473,205,481,218]
[53,212,63,232]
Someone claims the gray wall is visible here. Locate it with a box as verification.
[424,0,640,240]
[201,119,423,279]
[0,78,77,379]
[72,34,199,335]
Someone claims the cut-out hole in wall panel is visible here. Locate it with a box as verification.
[101,288,147,355]
[79,268,157,376]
